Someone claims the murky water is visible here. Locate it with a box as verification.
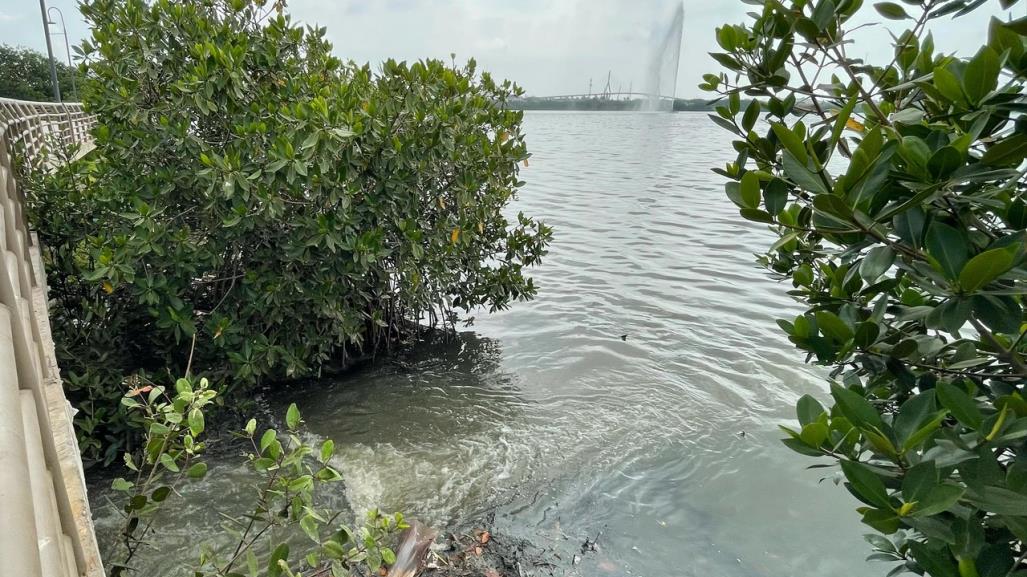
[92,112,878,577]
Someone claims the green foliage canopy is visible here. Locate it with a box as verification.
[0,44,78,101]
[29,0,550,463]
[705,0,1027,575]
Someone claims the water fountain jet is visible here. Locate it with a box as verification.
[642,2,684,112]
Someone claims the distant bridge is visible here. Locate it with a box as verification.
[521,92,675,102]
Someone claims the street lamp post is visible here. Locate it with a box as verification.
[37,0,62,102]
[47,6,77,101]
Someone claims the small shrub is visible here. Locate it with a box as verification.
[705,0,1026,575]
[110,378,404,577]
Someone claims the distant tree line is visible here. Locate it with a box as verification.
[0,44,80,101]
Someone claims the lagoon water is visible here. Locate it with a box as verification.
[92,111,878,577]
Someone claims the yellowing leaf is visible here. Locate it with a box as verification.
[846,118,865,132]
[451,227,460,244]
[523,159,529,168]
[102,281,114,294]
[477,222,484,234]
[499,131,509,143]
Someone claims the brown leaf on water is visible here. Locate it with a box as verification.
[474,546,483,556]
[479,531,491,544]
[485,570,500,577]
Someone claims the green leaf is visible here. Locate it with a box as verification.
[301,131,320,150]
[725,181,744,207]
[912,484,965,517]
[783,436,827,456]
[963,46,1000,104]
[763,178,788,215]
[874,2,910,19]
[936,381,983,429]
[300,514,319,542]
[797,394,826,426]
[740,172,761,209]
[902,411,948,453]
[840,459,892,508]
[382,547,397,566]
[186,462,208,479]
[927,146,962,179]
[861,507,901,534]
[260,429,277,454]
[816,310,854,343]
[783,152,830,194]
[902,460,938,502]
[772,123,808,165]
[812,0,837,30]
[159,453,180,473]
[813,197,856,229]
[981,133,1027,167]
[286,403,301,430]
[853,322,880,348]
[741,99,761,131]
[188,408,205,437]
[800,422,829,446]
[933,66,965,104]
[900,136,931,170]
[959,246,1017,293]
[973,295,1022,335]
[111,477,134,491]
[319,439,335,463]
[740,208,775,224]
[966,486,1027,515]
[925,222,969,279]
[831,383,885,430]
[830,95,858,151]
[859,246,895,282]
[268,543,289,577]
[151,485,172,502]
[246,549,259,577]
[909,541,960,577]
[894,391,936,444]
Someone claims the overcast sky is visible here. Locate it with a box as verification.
[0,0,1018,99]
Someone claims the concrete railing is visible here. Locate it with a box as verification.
[0,97,103,577]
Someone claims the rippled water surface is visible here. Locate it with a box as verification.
[93,112,878,577]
